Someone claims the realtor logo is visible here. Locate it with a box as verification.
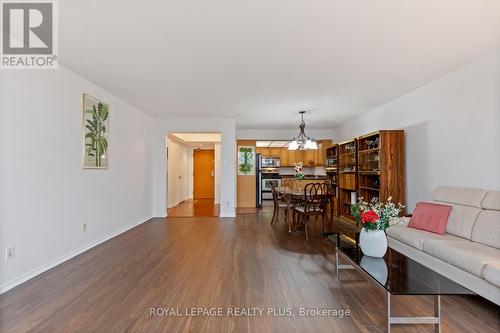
[1,0,58,69]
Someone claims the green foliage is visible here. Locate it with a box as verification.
[294,173,305,180]
[351,197,405,231]
[238,147,253,174]
[85,102,109,167]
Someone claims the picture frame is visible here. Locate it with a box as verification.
[238,145,255,175]
[82,93,110,169]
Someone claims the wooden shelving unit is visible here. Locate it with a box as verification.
[338,139,357,223]
[335,130,406,225]
[325,144,339,217]
[357,130,405,211]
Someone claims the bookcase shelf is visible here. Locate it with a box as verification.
[332,131,406,226]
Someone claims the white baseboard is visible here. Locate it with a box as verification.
[167,202,179,208]
[219,209,236,218]
[0,216,153,294]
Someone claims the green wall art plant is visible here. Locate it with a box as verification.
[83,94,110,169]
[238,146,255,175]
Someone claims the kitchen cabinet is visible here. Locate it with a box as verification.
[304,150,316,166]
[256,140,332,167]
[279,149,288,166]
[269,148,281,157]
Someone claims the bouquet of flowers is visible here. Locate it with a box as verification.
[351,197,405,231]
[293,162,305,180]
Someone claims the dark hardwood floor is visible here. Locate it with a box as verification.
[0,208,498,332]
[167,199,220,217]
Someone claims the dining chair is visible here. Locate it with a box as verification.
[320,181,334,233]
[270,183,288,227]
[293,182,327,240]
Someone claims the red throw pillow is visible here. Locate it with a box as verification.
[408,202,452,235]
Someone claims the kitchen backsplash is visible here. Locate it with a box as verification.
[279,166,326,176]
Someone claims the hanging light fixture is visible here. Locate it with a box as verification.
[288,111,318,150]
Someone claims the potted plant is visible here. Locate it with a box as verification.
[293,162,305,189]
[351,197,405,257]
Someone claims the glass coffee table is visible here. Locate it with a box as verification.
[329,232,475,333]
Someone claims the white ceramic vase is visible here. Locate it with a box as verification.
[359,229,387,258]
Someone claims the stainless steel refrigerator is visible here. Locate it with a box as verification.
[255,153,262,207]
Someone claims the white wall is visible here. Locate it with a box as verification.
[214,143,221,204]
[0,66,154,293]
[332,51,500,211]
[167,138,194,208]
[153,119,236,217]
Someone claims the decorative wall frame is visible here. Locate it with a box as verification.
[82,93,109,169]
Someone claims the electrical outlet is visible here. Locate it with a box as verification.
[82,222,87,232]
[6,247,15,260]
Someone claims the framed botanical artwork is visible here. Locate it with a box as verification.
[238,146,255,175]
[82,93,109,169]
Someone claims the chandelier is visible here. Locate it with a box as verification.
[288,111,318,150]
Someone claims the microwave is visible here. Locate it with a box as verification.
[261,157,280,168]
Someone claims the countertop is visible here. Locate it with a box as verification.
[280,175,328,179]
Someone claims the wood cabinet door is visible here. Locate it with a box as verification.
[297,151,305,164]
[279,148,288,166]
[339,173,356,190]
[269,148,280,157]
[304,150,315,166]
[287,150,295,165]
[316,142,323,165]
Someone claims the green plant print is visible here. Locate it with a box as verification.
[85,102,109,167]
[239,147,254,174]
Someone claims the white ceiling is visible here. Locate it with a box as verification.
[169,132,220,148]
[256,141,290,148]
[170,133,221,142]
[60,1,500,129]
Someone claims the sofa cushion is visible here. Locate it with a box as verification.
[386,226,463,251]
[408,202,452,235]
[482,263,500,288]
[438,204,482,239]
[471,210,500,249]
[433,186,486,208]
[423,240,500,277]
[482,191,500,211]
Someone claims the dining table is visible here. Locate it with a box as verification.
[276,186,332,234]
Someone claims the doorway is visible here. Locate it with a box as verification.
[166,132,221,217]
[193,149,215,199]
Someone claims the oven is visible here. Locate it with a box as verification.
[262,178,281,191]
[261,173,281,200]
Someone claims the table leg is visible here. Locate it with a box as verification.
[386,293,440,332]
[335,250,339,277]
[434,295,441,333]
[387,291,391,333]
[287,196,292,233]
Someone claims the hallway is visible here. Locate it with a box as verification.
[168,199,220,217]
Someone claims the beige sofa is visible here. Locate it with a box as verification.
[386,186,500,305]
